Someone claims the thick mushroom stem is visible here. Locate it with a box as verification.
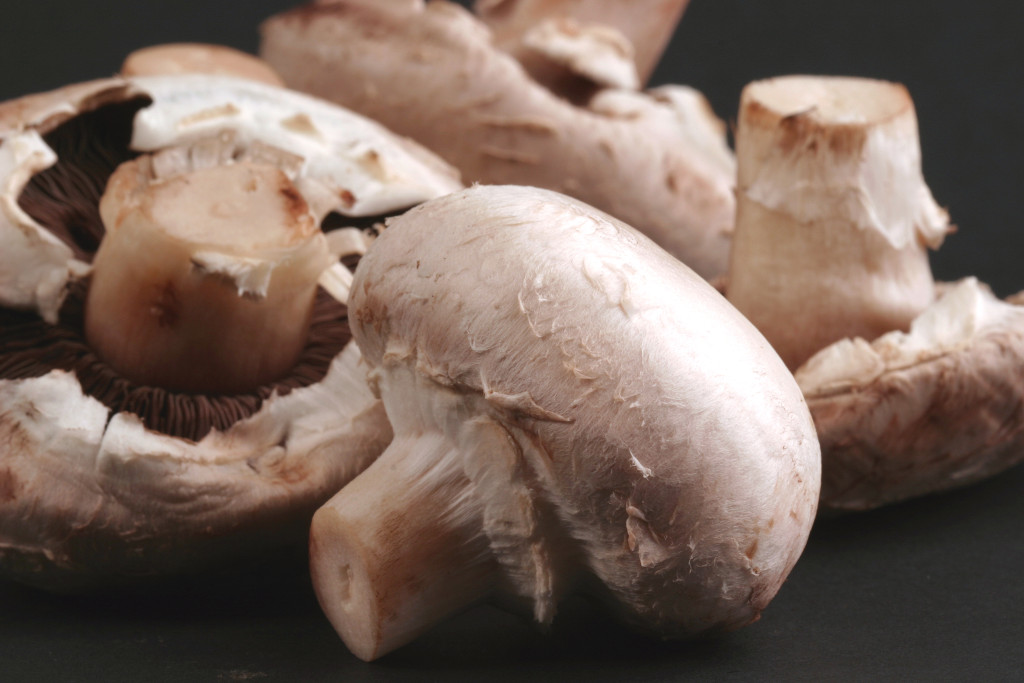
[84,159,332,394]
[726,76,950,370]
[310,434,497,662]
[310,362,503,662]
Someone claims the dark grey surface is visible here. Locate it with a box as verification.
[2,1,1023,680]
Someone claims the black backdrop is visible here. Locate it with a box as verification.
[1,1,1023,681]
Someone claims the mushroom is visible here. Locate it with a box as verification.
[0,74,462,589]
[726,75,950,371]
[120,43,286,87]
[474,0,691,87]
[726,75,1024,510]
[310,184,821,660]
[259,0,736,280]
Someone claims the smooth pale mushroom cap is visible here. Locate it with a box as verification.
[727,75,950,370]
[260,0,735,280]
[0,74,463,589]
[121,43,286,87]
[796,278,1024,510]
[311,185,820,660]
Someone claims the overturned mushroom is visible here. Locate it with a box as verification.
[260,0,735,279]
[726,75,1024,510]
[0,74,462,589]
[311,185,821,660]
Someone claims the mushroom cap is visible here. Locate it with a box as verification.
[349,185,820,636]
[260,0,735,280]
[120,43,286,87]
[0,74,463,589]
[797,278,1024,510]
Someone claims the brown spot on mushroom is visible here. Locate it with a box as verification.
[277,179,311,227]
[150,281,181,329]
[0,466,20,503]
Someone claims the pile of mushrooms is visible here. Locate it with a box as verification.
[726,75,1024,511]
[259,0,736,280]
[310,184,821,660]
[0,73,462,589]
[4,1,1020,668]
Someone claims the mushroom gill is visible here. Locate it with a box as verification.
[5,98,352,441]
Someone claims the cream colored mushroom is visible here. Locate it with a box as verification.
[260,0,735,280]
[120,43,285,87]
[727,75,950,371]
[474,0,690,87]
[310,185,821,661]
[726,75,1024,510]
[0,74,462,589]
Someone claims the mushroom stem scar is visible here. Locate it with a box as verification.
[309,431,497,662]
[84,159,332,394]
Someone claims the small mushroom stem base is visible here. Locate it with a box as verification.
[309,432,497,662]
[84,159,331,394]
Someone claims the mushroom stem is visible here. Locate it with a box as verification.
[310,432,497,662]
[84,159,332,394]
[726,76,950,370]
[475,0,690,86]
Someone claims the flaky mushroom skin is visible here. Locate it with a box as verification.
[727,76,949,370]
[797,281,1024,511]
[260,1,735,280]
[315,185,820,659]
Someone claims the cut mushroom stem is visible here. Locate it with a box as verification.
[311,433,497,661]
[726,75,950,370]
[84,158,332,394]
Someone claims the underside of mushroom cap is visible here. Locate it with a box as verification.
[0,74,462,321]
[329,185,820,655]
[797,278,1024,510]
[0,344,391,590]
[260,0,736,279]
[0,74,462,588]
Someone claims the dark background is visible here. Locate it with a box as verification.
[2,1,1023,680]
